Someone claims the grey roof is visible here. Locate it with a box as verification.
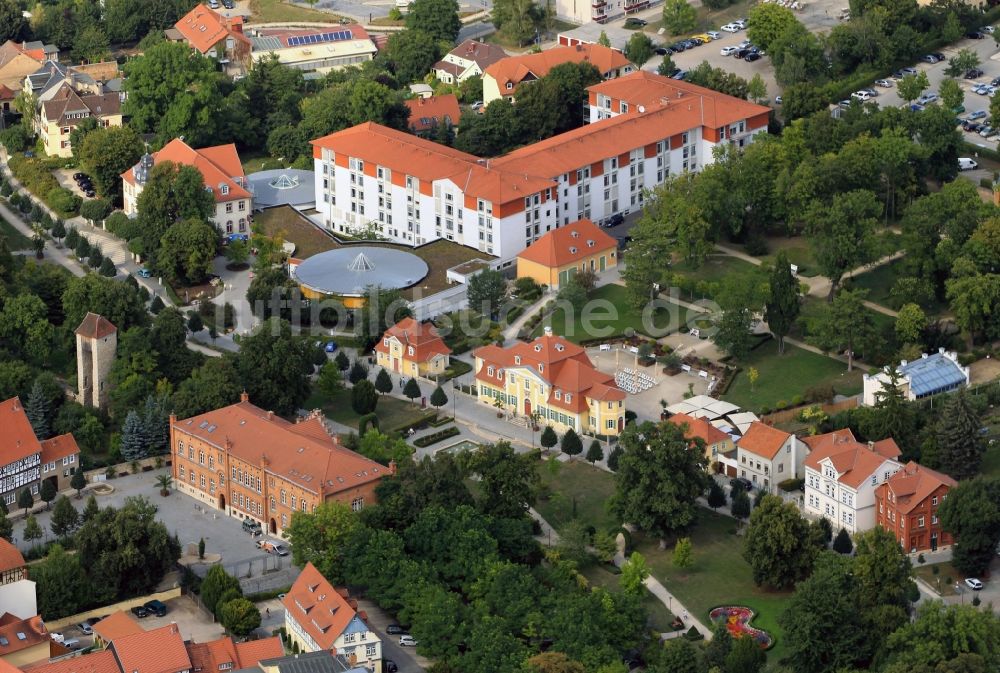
[294,246,428,296]
[900,353,967,397]
[259,651,366,673]
[557,23,634,51]
[250,35,283,51]
[247,169,315,208]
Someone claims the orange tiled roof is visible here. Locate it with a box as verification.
[40,433,80,465]
[233,637,284,666]
[737,422,791,460]
[804,429,901,489]
[110,623,190,673]
[75,312,117,340]
[122,138,249,203]
[517,218,616,269]
[0,613,47,656]
[485,44,631,92]
[404,94,461,133]
[281,563,359,651]
[474,334,625,413]
[173,398,386,497]
[92,611,143,643]
[882,461,957,514]
[668,412,730,446]
[0,397,42,466]
[0,539,25,574]
[174,5,249,54]
[23,649,120,673]
[374,317,451,363]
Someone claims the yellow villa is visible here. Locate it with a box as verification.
[516,218,618,290]
[375,317,452,378]
[473,329,626,436]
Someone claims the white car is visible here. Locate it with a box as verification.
[875,79,893,88]
[721,23,740,32]
[720,46,738,56]
[917,92,938,105]
[982,26,995,34]
[733,18,746,28]
[399,635,418,647]
[706,31,721,40]
[965,578,984,590]
[852,90,873,101]
[958,157,979,171]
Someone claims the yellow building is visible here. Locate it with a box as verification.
[375,317,452,378]
[474,329,626,436]
[37,83,122,157]
[516,218,618,290]
[667,412,735,469]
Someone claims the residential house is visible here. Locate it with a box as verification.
[171,395,390,537]
[91,612,143,649]
[0,541,34,621]
[0,397,80,510]
[482,44,634,104]
[23,61,120,103]
[433,39,507,84]
[0,41,53,92]
[515,218,617,289]
[374,316,452,378]
[169,5,251,75]
[735,422,806,492]
[404,94,460,135]
[473,329,626,436]
[121,138,251,235]
[0,614,48,668]
[667,412,734,468]
[282,563,381,671]
[248,26,376,76]
[802,428,903,534]
[876,461,957,552]
[0,541,26,587]
[862,348,970,406]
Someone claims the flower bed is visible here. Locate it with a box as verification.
[708,606,773,649]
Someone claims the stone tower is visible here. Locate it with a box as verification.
[75,312,117,409]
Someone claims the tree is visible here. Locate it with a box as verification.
[707,481,726,509]
[430,384,448,409]
[39,479,56,510]
[171,359,242,418]
[713,274,767,361]
[940,77,964,111]
[286,501,361,583]
[808,189,880,299]
[120,409,147,461]
[747,3,800,52]
[743,495,816,588]
[662,0,697,35]
[348,360,369,385]
[945,48,981,78]
[725,635,766,673]
[335,350,350,371]
[51,219,66,242]
[704,622,733,669]
[80,199,111,225]
[34,544,90,620]
[492,0,543,46]
[897,71,929,104]
[70,467,86,498]
[17,488,32,515]
[383,29,442,84]
[540,425,558,449]
[747,73,767,103]
[597,30,611,47]
[50,496,79,539]
[469,441,539,519]
[611,422,709,543]
[158,218,218,285]
[939,478,1000,577]
[524,652,586,673]
[468,269,506,318]
[934,390,985,480]
[763,255,799,356]
[187,312,203,333]
[0,1,25,43]
[351,379,378,415]
[672,537,693,568]
[880,601,1000,672]
[895,302,927,345]
[658,638,702,673]
[231,318,313,416]
[155,474,173,497]
[406,0,461,42]
[25,380,52,440]
[198,537,205,559]
[832,527,853,554]
[853,527,914,614]
[61,272,147,332]
[585,440,603,464]
[224,238,249,267]
[811,289,876,372]
[218,596,260,636]
[356,430,413,466]
[625,32,654,66]
[82,495,99,522]
[200,565,243,615]
[23,515,42,545]
[316,361,344,398]
[99,257,117,277]
[560,428,582,456]
[620,551,649,597]
[0,510,10,542]
[731,489,751,522]
[403,377,421,404]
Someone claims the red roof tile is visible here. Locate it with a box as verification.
[74,313,117,340]
[0,397,43,466]
[0,613,47,656]
[485,44,632,93]
[0,540,25,575]
[737,422,791,460]
[173,5,249,54]
[233,637,284,666]
[404,94,461,132]
[24,649,120,673]
[122,138,248,204]
[804,429,901,489]
[668,412,730,446]
[40,433,80,465]
[881,461,957,514]
[282,563,359,651]
[517,219,616,268]
[92,611,143,643]
[110,623,190,673]
[374,317,451,363]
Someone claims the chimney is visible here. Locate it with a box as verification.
[240,390,249,403]
[388,459,397,475]
[267,410,274,420]
[544,325,553,336]
[868,441,875,452]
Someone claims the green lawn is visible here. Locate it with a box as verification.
[535,459,619,534]
[671,256,766,301]
[913,561,963,596]
[722,340,863,412]
[0,214,31,250]
[850,258,945,315]
[533,284,696,343]
[249,0,343,22]
[305,388,435,433]
[580,563,676,633]
[761,238,819,278]
[241,152,289,175]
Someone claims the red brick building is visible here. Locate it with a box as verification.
[875,461,957,552]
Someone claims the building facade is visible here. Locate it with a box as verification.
[516,218,617,288]
[483,44,633,104]
[170,396,388,537]
[862,349,970,406]
[374,317,452,378]
[802,429,902,534]
[735,422,805,493]
[473,330,626,436]
[433,39,507,84]
[282,563,381,671]
[875,461,957,552]
[121,139,251,235]
[0,398,80,509]
[75,312,117,409]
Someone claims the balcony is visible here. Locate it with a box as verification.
[591,0,605,6]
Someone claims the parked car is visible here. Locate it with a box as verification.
[965,578,984,590]
[671,70,687,80]
[921,54,940,63]
[962,121,984,133]
[875,79,893,88]
[384,661,398,673]
[721,23,740,32]
[77,623,93,636]
[470,101,484,111]
[137,267,152,278]
[208,0,219,8]
[973,83,991,95]
[900,67,918,76]
[933,52,945,61]
[83,189,95,198]
[916,92,938,105]
[966,68,985,79]
[838,99,853,109]
[744,52,762,62]
[775,96,783,105]
[242,518,263,535]
[399,635,418,647]
[624,17,647,28]
[982,25,995,34]
[256,539,289,556]
[654,47,668,55]
[603,213,625,227]
[131,605,150,618]
[968,110,988,120]
[72,172,87,181]
[730,477,753,492]
[706,31,721,39]
[908,103,925,112]
[966,31,985,39]
[670,41,687,52]
[733,18,746,28]
[386,624,406,635]
[144,600,168,617]
[324,341,338,353]
[981,125,997,137]
[852,90,873,101]
[958,157,979,170]
[221,0,234,7]
[735,47,751,59]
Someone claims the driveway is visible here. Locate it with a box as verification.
[52,168,92,200]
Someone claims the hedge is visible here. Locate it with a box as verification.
[428,415,455,427]
[413,426,461,447]
[8,155,79,217]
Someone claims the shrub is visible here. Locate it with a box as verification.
[46,187,80,217]
[759,405,771,415]
[775,400,787,410]
[778,478,804,492]
[981,177,993,189]
[412,426,460,447]
[791,395,803,406]
[684,626,704,641]
[8,156,76,215]
[804,384,836,404]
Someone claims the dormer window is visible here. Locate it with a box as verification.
[487,366,495,376]
[569,246,577,254]
[515,355,521,365]
[555,390,561,400]
[538,364,543,373]
[587,240,594,247]
[555,344,564,352]
[534,345,541,352]
[221,184,229,195]
[565,393,572,402]
[408,346,414,356]
[383,338,389,346]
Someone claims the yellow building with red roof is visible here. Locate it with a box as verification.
[667,412,734,467]
[375,317,452,379]
[474,329,626,436]
[516,218,617,289]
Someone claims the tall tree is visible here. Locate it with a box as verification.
[39,479,56,510]
[939,478,1000,577]
[747,3,800,52]
[469,442,539,520]
[625,32,654,67]
[712,273,767,361]
[881,601,1000,672]
[231,318,313,416]
[78,126,145,202]
[764,251,800,354]
[934,389,985,479]
[383,29,443,84]
[120,409,147,461]
[50,496,79,539]
[286,501,361,584]
[662,0,697,35]
[467,269,507,318]
[34,544,90,620]
[810,288,876,371]
[0,1,25,43]
[743,494,816,588]
[610,421,709,544]
[218,597,261,636]
[157,218,218,285]
[406,0,461,42]
[25,380,52,440]
[808,189,880,299]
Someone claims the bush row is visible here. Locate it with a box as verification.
[413,426,461,447]
[8,155,79,217]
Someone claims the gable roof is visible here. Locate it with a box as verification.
[0,539,25,575]
[173,398,387,497]
[517,218,617,268]
[484,44,632,92]
[41,85,120,127]
[174,5,249,54]
[445,39,508,69]
[737,422,792,460]
[187,635,283,672]
[803,428,901,489]
[122,138,249,203]
[404,94,461,133]
[282,563,359,651]
[24,650,120,673]
[110,623,190,673]
[882,461,957,514]
[668,412,730,446]
[93,611,143,643]
[0,613,47,656]
[75,312,117,340]
[0,397,43,465]
[40,433,80,464]
[374,317,451,362]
